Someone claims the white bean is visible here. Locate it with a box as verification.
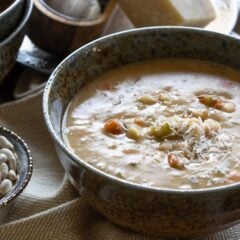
[8,170,17,182]
[0,135,19,196]
[0,153,7,164]
[9,157,17,172]
[221,102,236,113]
[0,163,8,179]
[0,179,12,195]
[0,148,15,161]
[0,148,17,171]
[0,136,14,149]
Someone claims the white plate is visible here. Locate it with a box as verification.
[205,0,238,34]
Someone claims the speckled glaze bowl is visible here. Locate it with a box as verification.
[0,126,32,223]
[0,0,32,83]
[0,0,25,41]
[43,27,240,239]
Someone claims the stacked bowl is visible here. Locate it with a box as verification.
[0,0,33,83]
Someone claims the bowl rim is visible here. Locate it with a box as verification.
[0,0,24,18]
[0,0,33,47]
[43,26,240,195]
[0,126,33,208]
[34,0,116,27]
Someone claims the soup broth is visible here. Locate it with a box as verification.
[63,59,240,189]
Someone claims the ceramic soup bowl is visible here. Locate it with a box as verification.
[43,27,240,239]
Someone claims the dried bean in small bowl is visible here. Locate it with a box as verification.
[0,126,32,223]
[0,138,18,195]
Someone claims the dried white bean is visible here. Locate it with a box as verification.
[8,170,17,182]
[0,163,8,179]
[0,153,7,164]
[9,157,17,172]
[14,152,18,160]
[0,136,14,149]
[0,148,17,171]
[0,179,12,195]
[0,148,15,161]
[0,135,19,196]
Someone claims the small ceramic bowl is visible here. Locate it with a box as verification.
[43,27,240,239]
[0,126,32,223]
[0,0,25,41]
[0,0,33,83]
[27,0,116,57]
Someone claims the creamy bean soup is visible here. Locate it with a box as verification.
[63,59,240,189]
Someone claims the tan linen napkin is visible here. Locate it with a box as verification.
[0,91,240,240]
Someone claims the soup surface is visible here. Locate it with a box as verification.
[63,59,240,189]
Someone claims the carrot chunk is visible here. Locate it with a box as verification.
[168,154,184,170]
[104,119,125,135]
[122,149,139,154]
[134,117,146,127]
[228,173,240,182]
[198,95,223,108]
[198,95,236,113]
